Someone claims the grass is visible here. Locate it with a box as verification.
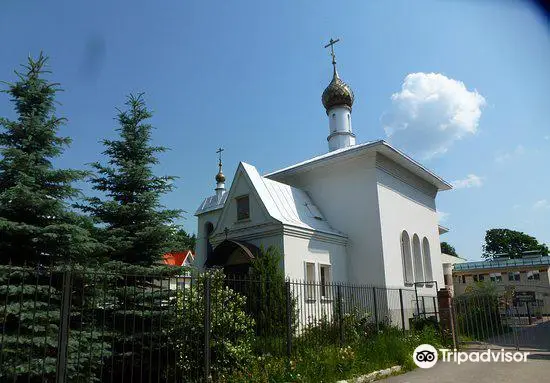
[224,326,447,383]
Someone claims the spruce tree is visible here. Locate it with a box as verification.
[78,94,183,381]
[170,228,196,252]
[79,93,181,265]
[0,54,107,381]
[0,53,100,266]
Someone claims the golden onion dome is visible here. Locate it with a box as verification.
[215,170,225,183]
[321,69,354,112]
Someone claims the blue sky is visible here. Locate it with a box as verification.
[1,0,549,260]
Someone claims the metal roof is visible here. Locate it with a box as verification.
[454,257,550,272]
[195,191,228,215]
[241,162,345,237]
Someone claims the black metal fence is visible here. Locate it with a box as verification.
[453,283,550,351]
[0,265,439,382]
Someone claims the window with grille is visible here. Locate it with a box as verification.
[527,270,540,280]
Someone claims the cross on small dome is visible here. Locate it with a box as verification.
[322,38,354,113]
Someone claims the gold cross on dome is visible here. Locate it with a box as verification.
[216,147,224,166]
[324,38,340,66]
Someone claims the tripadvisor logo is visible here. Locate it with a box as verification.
[413,344,530,368]
[413,344,438,368]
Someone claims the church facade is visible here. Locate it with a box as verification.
[194,44,452,296]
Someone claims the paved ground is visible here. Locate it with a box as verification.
[381,351,550,383]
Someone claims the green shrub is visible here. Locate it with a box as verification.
[294,307,390,349]
[174,270,255,381]
[410,315,439,332]
[246,246,297,340]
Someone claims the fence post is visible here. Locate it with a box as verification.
[514,306,520,351]
[285,280,292,359]
[372,287,379,332]
[56,269,72,383]
[337,284,343,345]
[433,296,437,320]
[437,288,457,350]
[414,284,420,319]
[399,289,405,333]
[422,296,426,319]
[204,276,211,382]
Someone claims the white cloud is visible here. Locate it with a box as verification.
[451,174,484,189]
[437,211,450,223]
[382,72,486,160]
[495,145,525,163]
[533,200,550,210]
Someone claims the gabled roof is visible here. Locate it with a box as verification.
[163,250,194,266]
[238,162,345,237]
[266,140,452,191]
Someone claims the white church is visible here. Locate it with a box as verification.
[194,41,452,297]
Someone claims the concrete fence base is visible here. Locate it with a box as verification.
[335,365,402,383]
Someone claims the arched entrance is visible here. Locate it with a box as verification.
[205,240,260,276]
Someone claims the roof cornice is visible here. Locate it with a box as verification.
[265,140,452,191]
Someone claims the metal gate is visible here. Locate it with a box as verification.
[453,284,550,351]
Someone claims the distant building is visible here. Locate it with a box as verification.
[453,252,550,314]
[162,250,194,290]
[438,225,466,295]
[163,250,195,267]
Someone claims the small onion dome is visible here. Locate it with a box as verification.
[215,170,225,183]
[321,70,354,112]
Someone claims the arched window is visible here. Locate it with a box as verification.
[205,222,214,259]
[205,222,214,236]
[422,237,433,282]
[401,231,413,285]
[412,234,424,283]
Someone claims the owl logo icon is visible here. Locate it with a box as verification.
[413,344,438,368]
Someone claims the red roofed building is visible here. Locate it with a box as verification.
[162,250,195,290]
[163,250,195,267]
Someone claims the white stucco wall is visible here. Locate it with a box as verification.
[283,234,347,281]
[211,170,274,240]
[270,150,446,297]
[269,153,386,287]
[197,166,288,271]
[195,209,223,271]
[376,162,444,296]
